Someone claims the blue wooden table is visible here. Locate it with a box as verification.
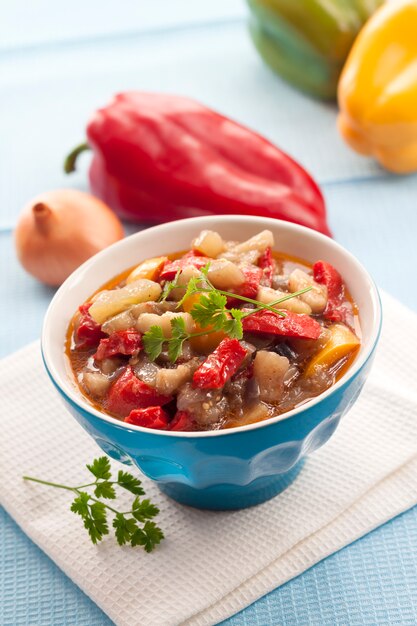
[1,2,417,624]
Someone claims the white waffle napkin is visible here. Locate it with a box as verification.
[1,291,417,626]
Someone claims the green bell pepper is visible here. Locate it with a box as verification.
[247,0,383,99]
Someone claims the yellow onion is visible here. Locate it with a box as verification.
[14,189,124,286]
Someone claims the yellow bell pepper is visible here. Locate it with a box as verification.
[126,256,167,283]
[182,293,227,353]
[337,0,417,174]
[304,323,360,377]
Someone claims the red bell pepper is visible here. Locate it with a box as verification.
[169,410,196,432]
[227,265,263,308]
[258,247,274,287]
[65,92,331,236]
[236,265,263,299]
[313,260,349,323]
[125,406,170,429]
[75,303,105,350]
[193,338,247,389]
[159,251,211,282]
[242,309,321,339]
[107,367,171,417]
[94,329,142,360]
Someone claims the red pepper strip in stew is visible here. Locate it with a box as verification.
[236,265,263,299]
[193,338,247,390]
[313,260,348,323]
[159,252,211,281]
[94,329,142,360]
[65,92,331,236]
[75,303,106,349]
[169,410,195,431]
[107,367,172,417]
[227,265,263,307]
[125,406,170,429]
[242,309,321,340]
[258,247,274,287]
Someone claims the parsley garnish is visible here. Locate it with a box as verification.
[168,317,189,363]
[144,263,313,363]
[191,291,228,330]
[224,308,244,339]
[159,269,181,302]
[142,324,165,361]
[23,456,164,552]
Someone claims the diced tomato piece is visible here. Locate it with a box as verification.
[125,406,170,430]
[159,252,211,281]
[75,303,106,350]
[107,367,172,417]
[258,247,274,287]
[94,329,142,360]
[313,260,350,323]
[193,338,247,390]
[169,410,196,432]
[242,309,321,340]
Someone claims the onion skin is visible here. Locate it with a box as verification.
[14,189,124,286]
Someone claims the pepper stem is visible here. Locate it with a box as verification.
[64,141,90,174]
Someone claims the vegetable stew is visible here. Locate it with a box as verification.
[67,230,361,431]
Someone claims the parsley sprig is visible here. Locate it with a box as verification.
[159,269,181,302]
[23,456,164,552]
[143,264,313,363]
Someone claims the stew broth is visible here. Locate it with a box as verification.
[66,230,360,431]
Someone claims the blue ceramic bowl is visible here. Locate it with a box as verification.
[42,216,381,510]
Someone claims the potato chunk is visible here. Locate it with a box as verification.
[230,230,274,255]
[101,301,177,334]
[89,280,162,324]
[101,309,137,334]
[135,311,195,337]
[220,230,274,264]
[253,350,289,404]
[288,269,327,313]
[80,372,110,398]
[155,363,195,395]
[192,230,225,257]
[207,259,245,290]
[241,402,270,426]
[169,266,201,301]
[257,286,312,314]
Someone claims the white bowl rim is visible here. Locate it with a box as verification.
[42,215,382,438]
